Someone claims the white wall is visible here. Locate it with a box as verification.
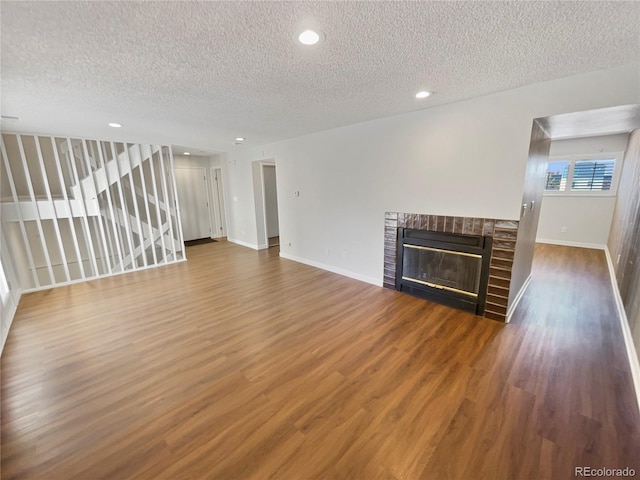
[537,196,617,246]
[537,134,629,247]
[223,64,639,285]
[549,133,630,158]
[174,153,222,169]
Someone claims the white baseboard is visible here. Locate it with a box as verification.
[536,238,606,250]
[22,258,187,294]
[506,274,532,323]
[279,252,382,287]
[604,247,640,415]
[1,288,22,354]
[227,237,261,250]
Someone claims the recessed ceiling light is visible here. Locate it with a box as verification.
[235,137,245,142]
[108,122,122,128]
[298,30,320,45]
[183,152,190,155]
[415,91,431,99]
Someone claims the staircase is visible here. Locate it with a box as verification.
[0,134,185,290]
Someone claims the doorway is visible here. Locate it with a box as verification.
[262,164,280,248]
[174,167,211,241]
[210,167,227,238]
[510,105,640,321]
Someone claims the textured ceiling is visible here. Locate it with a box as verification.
[1,1,639,152]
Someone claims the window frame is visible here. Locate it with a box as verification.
[543,151,624,197]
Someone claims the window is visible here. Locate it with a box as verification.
[545,161,569,191]
[544,153,622,195]
[571,159,615,191]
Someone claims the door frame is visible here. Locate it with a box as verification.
[252,159,278,250]
[261,162,279,247]
[209,166,227,238]
[174,166,212,241]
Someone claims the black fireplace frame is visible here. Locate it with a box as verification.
[395,228,493,315]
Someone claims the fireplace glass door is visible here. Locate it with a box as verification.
[401,245,482,297]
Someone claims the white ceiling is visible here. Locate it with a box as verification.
[2,1,639,153]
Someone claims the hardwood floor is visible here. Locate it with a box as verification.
[268,236,280,248]
[2,241,639,479]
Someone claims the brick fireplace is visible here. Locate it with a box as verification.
[384,212,519,322]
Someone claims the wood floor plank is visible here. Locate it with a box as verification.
[2,241,639,479]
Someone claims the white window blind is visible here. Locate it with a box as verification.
[571,159,615,191]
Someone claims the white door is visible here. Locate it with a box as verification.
[262,164,279,240]
[210,168,227,238]
[174,167,211,241]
